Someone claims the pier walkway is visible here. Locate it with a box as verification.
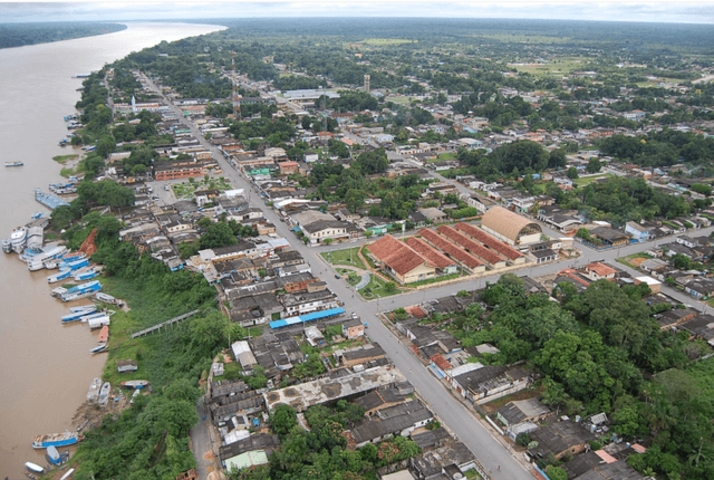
[130,309,200,338]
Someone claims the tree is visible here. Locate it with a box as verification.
[691,183,712,196]
[567,166,579,179]
[200,221,237,250]
[271,404,298,439]
[545,466,568,480]
[586,157,602,173]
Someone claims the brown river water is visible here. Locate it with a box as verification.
[0,22,224,477]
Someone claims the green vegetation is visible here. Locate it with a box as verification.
[441,274,714,477]
[573,173,612,186]
[361,38,416,46]
[359,275,403,299]
[321,248,367,270]
[53,153,79,164]
[171,175,231,199]
[0,22,126,49]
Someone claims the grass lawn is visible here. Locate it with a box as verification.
[53,153,79,164]
[617,252,653,269]
[362,38,415,46]
[427,152,457,162]
[574,173,613,186]
[407,272,462,287]
[508,56,588,77]
[385,95,413,105]
[359,274,403,299]
[172,175,232,199]
[321,247,367,270]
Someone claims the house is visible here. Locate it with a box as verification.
[355,388,406,416]
[655,308,698,330]
[467,194,498,214]
[625,222,653,242]
[451,365,531,404]
[634,276,661,293]
[337,343,387,368]
[291,210,349,245]
[231,341,258,374]
[683,277,714,299]
[528,421,596,461]
[573,459,646,480]
[342,318,365,339]
[404,237,459,274]
[367,234,436,284]
[589,227,630,247]
[679,314,714,347]
[349,400,433,447]
[584,262,617,281]
[417,207,448,224]
[497,399,551,428]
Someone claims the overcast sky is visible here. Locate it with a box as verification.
[2,1,714,24]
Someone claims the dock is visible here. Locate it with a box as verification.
[35,188,70,210]
[130,309,200,338]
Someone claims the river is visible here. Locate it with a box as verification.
[0,22,225,477]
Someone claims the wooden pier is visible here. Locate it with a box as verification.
[130,309,200,338]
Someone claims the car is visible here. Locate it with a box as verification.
[335,274,341,279]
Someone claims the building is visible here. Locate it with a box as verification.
[584,262,617,281]
[481,206,542,245]
[625,222,653,242]
[528,421,596,461]
[291,210,349,245]
[589,227,630,247]
[231,341,258,374]
[367,234,436,284]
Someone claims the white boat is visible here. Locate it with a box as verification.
[46,445,62,465]
[97,382,111,406]
[87,377,102,403]
[48,268,72,283]
[60,468,75,480]
[121,380,150,389]
[10,226,28,253]
[90,344,107,354]
[25,461,44,473]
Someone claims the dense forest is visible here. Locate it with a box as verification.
[445,275,714,479]
[0,22,126,49]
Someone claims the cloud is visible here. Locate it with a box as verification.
[1,0,713,23]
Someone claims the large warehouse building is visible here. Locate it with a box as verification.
[481,206,542,246]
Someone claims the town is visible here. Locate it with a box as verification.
[7,17,714,480]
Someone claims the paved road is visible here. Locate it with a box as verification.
[190,398,217,479]
[142,73,714,479]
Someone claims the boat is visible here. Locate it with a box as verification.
[90,344,107,354]
[46,445,62,465]
[130,388,141,404]
[97,325,109,344]
[60,468,75,480]
[1,238,11,253]
[63,114,78,122]
[65,257,90,271]
[48,268,72,284]
[58,252,85,264]
[87,314,110,329]
[5,161,24,167]
[121,380,150,389]
[27,245,69,271]
[61,305,98,323]
[53,280,102,302]
[30,211,46,220]
[35,188,70,210]
[32,431,80,449]
[10,226,28,253]
[87,377,102,403]
[97,382,111,407]
[25,461,44,473]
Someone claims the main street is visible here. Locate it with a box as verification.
[142,73,714,479]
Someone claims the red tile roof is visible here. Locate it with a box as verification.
[419,229,483,269]
[436,225,504,266]
[405,237,455,269]
[368,234,429,276]
[455,222,523,261]
[586,262,616,278]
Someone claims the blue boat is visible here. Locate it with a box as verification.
[32,431,80,449]
[53,280,102,302]
[59,252,85,264]
[34,188,70,210]
[65,258,90,271]
[61,305,97,323]
[73,267,98,281]
[48,268,71,284]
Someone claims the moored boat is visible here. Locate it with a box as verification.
[46,445,62,465]
[5,161,24,167]
[87,377,102,403]
[32,431,80,449]
[48,268,72,284]
[1,238,11,253]
[121,380,150,389]
[97,382,111,406]
[25,461,44,473]
[97,325,109,344]
[61,305,98,323]
[60,468,75,480]
[90,344,107,354]
[73,266,98,281]
[10,226,28,253]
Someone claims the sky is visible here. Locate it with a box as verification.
[1,0,714,24]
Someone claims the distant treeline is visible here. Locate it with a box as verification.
[0,22,126,49]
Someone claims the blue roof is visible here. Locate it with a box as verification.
[270,307,345,329]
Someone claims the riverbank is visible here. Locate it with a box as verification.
[0,22,226,479]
